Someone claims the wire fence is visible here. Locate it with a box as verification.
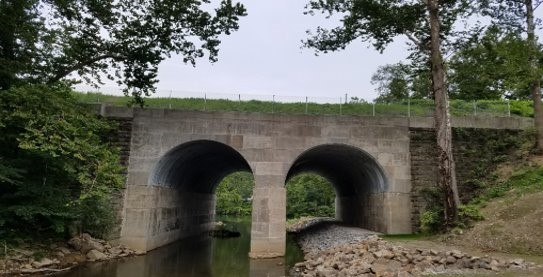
[73,90,535,118]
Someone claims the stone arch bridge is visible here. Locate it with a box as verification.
[98,106,531,258]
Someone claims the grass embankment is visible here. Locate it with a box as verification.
[72,92,535,117]
[452,156,543,255]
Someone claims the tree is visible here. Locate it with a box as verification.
[286,174,335,219]
[372,63,412,102]
[371,62,432,102]
[0,0,246,104]
[215,172,253,216]
[0,85,124,238]
[304,0,465,226]
[449,26,541,100]
[477,0,543,149]
[427,0,460,226]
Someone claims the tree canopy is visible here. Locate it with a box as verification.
[0,85,124,238]
[449,26,541,100]
[0,0,246,104]
[371,62,431,102]
[286,173,335,219]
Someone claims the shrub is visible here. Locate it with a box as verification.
[420,209,443,233]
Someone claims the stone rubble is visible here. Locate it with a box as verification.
[0,233,143,275]
[291,225,540,277]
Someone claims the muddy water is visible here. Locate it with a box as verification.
[56,217,304,277]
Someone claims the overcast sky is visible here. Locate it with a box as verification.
[82,0,543,103]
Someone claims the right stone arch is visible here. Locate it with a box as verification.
[285,143,389,232]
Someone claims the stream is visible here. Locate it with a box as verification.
[55,216,304,277]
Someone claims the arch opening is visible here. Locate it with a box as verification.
[286,144,388,231]
[149,140,252,193]
[143,140,253,248]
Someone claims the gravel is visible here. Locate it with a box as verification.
[295,223,380,254]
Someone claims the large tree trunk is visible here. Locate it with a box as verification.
[526,0,543,151]
[427,0,460,227]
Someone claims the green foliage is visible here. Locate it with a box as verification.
[449,26,541,100]
[286,173,335,219]
[303,0,468,53]
[215,172,253,216]
[371,63,432,102]
[0,0,246,104]
[475,166,543,204]
[0,85,124,239]
[420,209,443,234]
[510,101,534,117]
[458,204,484,226]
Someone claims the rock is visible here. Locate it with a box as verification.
[510,258,525,265]
[490,259,500,271]
[371,258,401,274]
[31,258,55,268]
[289,222,540,277]
[58,247,71,254]
[445,256,457,265]
[450,250,464,259]
[81,233,92,241]
[108,246,123,257]
[87,240,105,253]
[54,251,65,258]
[68,237,83,251]
[86,250,107,261]
[316,269,336,277]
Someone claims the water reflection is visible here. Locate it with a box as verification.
[57,217,303,277]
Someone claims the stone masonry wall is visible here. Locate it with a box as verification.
[409,127,527,232]
[107,117,133,240]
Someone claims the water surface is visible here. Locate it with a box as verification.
[57,217,303,277]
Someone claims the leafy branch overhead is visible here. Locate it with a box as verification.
[0,0,247,104]
[303,0,468,54]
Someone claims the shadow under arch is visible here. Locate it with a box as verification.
[286,143,388,231]
[149,140,253,193]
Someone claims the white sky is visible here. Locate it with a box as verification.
[79,0,543,103]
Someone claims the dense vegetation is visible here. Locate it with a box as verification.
[215,172,253,216]
[286,174,335,219]
[0,85,124,239]
[215,172,336,219]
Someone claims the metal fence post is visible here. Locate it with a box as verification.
[473,100,477,116]
[339,97,342,115]
[272,94,275,113]
[408,98,411,117]
[507,100,511,117]
[169,90,172,109]
[305,97,308,114]
[372,102,376,116]
[204,93,207,111]
[238,94,241,110]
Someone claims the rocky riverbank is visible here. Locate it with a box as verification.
[291,224,541,277]
[0,234,142,275]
